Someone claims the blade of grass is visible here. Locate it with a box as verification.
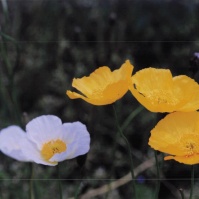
[113,105,137,199]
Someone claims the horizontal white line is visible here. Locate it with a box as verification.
[0,178,196,181]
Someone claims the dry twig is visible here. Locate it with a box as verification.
[68,156,156,199]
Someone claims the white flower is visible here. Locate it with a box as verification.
[0,115,90,166]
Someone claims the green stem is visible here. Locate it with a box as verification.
[104,131,119,199]
[0,37,12,76]
[154,150,160,199]
[112,105,137,199]
[74,181,82,199]
[29,163,35,199]
[121,106,144,131]
[109,106,143,178]
[0,31,22,125]
[179,189,185,199]
[57,164,63,199]
[189,165,194,199]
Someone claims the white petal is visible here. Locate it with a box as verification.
[21,138,57,166]
[49,122,90,162]
[26,115,62,149]
[61,121,90,144]
[0,126,30,161]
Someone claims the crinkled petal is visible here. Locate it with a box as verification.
[149,112,199,165]
[67,81,129,105]
[113,60,134,82]
[26,115,63,149]
[50,122,90,162]
[150,111,199,140]
[132,68,173,93]
[71,67,112,98]
[129,83,175,112]
[149,112,199,153]
[66,90,100,104]
[130,68,199,112]
[0,126,30,161]
[165,154,199,165]
[21,138,57,166]
[129,68,179,112]
[175,75,199,111]
[102,81,130,102]
[67,60,134,105]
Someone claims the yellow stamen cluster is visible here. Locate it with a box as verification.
[41,139,67,161]
[144,90,178,105]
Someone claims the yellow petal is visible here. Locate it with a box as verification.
[129,68,199,112]
[72,67,111,98]
[129,68,177,112]
[103,80,130,101]
[174,75,199,112]
[66,90,86,99]
[132,68,173,94]
[129,83,177,112]
[66,90,104,105]
[114,60,133,82]
[66,60,134,105]
[165,154,199,165]
[149,112,199,150]
[149,111,199,165]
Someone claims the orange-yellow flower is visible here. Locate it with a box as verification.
[66,60,134,105]
[149,111,199,165]
[129,68,199,112]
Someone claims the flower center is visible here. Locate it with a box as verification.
[184,142,196,157]
[41,139,67,161]
[145,90,177,105]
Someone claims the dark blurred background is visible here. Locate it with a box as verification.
[1,0,199,198]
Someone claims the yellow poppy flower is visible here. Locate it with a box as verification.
[66,60,134,105]
[129,68,199,112]
[149,111,199,165]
